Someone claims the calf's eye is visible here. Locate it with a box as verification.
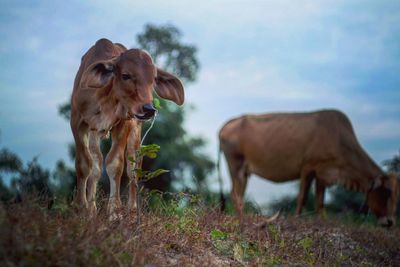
[122,74,131,80]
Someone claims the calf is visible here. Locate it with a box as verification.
[70,38,184,215]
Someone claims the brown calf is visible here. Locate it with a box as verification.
[70,38,184,215]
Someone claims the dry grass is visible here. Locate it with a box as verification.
[0,195,399,267]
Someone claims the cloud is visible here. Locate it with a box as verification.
[357,119,400,140]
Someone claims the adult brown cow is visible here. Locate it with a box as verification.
[219,109,398,227]
[70,38,184,215]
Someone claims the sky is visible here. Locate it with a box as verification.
[0,0,399,207]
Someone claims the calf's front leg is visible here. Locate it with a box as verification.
[106,122,131,215]
[86,131,103,215]
[126,123,142,214]
[73,129,92,210]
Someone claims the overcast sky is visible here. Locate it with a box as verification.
[1,0,399,207]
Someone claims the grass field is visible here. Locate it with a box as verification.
[0,194,399,267]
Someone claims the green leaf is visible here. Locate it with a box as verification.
[142,169,169,181]
[153,98,161,109]
[134,168,146,178]
[138,144,161,158]
[147,152,157,159]
[299,236,313,251]
[119,252,132,265]
[210,229,228,240]
[127,155,135,163]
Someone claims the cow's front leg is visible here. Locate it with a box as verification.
[295,171,313,215]
[315,179,326,214]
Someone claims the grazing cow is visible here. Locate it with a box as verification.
[219,109,398,226]
[70,38,184,215]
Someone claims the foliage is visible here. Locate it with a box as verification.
[137,23,199,83]
[269,186,316,215]
[328,185,367,214]
[52,160,76,201]
[0,148,23,173]
[0,148,22,201]
[0,179,13,202]
[383,150,400,174]
[127,144,169,182]
[0,148,53,203]
[12,157,53,200]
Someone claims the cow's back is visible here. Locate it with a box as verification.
[220,110,360,182]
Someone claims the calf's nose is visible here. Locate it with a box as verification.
[143,103,157,116]
[143,104,157,114]
[134,103,158,121]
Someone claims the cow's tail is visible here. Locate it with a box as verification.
[217,145,226,212]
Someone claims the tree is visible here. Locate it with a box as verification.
[137,24,199,83]
[383,150,400,216]
[0,147,53,203]
[58,23,214,197]
[0,148,22,201]
[0,148,23,173]
[269,190,316,215]
[52,160,76,201]
[14,157,52,199]
[383,150,400,174]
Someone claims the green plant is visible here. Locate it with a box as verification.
[267,224,285,249]
[127,144,169,182]
[298,236,316,265]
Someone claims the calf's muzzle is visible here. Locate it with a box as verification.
[134,103,157,121]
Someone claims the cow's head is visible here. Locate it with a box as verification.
[367,173,398,227]
[80,49,184,121]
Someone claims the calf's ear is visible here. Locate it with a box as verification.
[154,68,184,105]
[80,58,118,89]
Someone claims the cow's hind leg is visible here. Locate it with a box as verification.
[226,152,248,218]
[295,171,314,215]
[86,132,103,216]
